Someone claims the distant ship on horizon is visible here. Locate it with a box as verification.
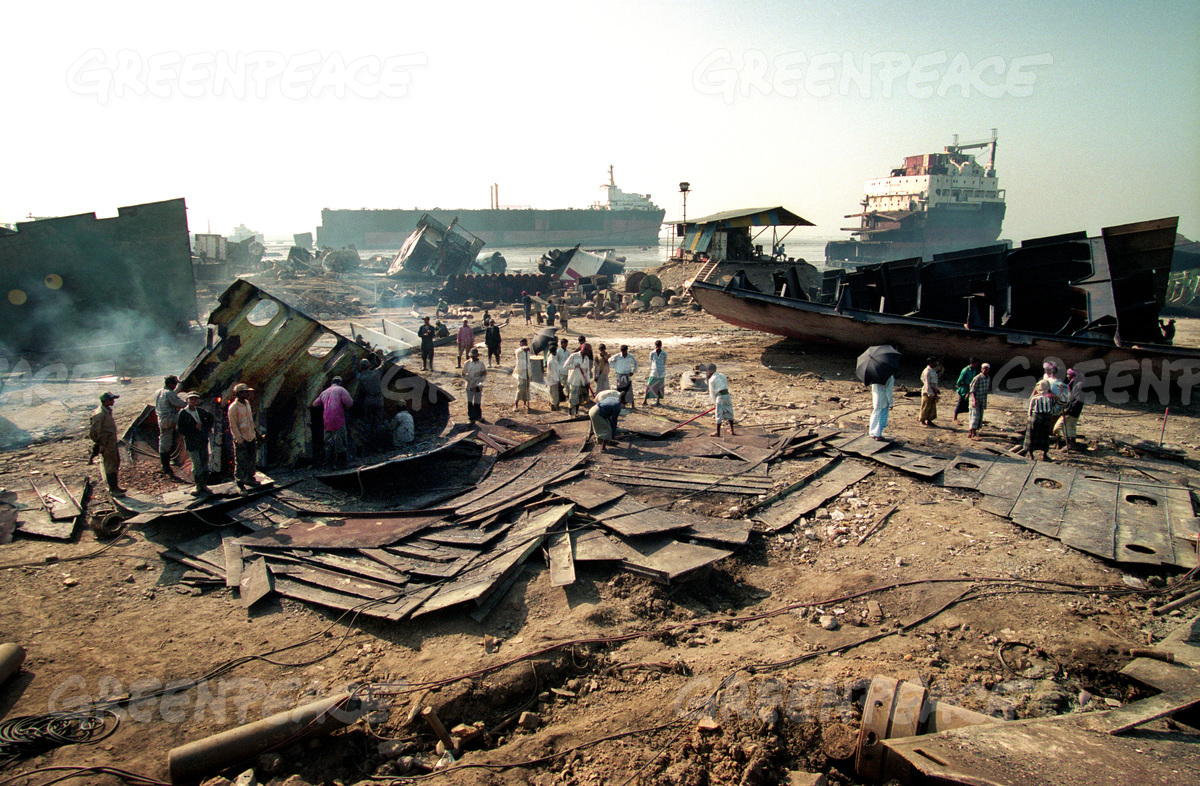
[825,131,1007,265]
[317,167,665,249]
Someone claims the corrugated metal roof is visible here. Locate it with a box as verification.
[669,207,815,229]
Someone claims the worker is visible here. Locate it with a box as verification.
[357,357,386,452]
[546,299,558,327]
[417,316,436,371]
[456,317,474,368]
[390,402,415,446]
[312,376,354,468]
[154,375,186,480]
[228,382,262,490]
[705,363,736,437]
[462,347,487,423]
[176,391,214,496]
[512,338,532,412]
[89,391,124,496]
[644,340,667,406]
[564,345,591,417]
[589,389,623,451]
[484,318,503,367]
[610,344,638,410]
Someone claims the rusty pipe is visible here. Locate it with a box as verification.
[0,643,26,685]
[167,692,367,784]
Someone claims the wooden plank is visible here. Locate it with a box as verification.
[548,478,626,510]
[1009,462,1078,538]
[548,532,576,587]
[240,558,274,609]
[754,460,874,532]
[572,529,624,562]
[1104,686,1200,734]
[222,536,244,589]
[1058,474,1120,560]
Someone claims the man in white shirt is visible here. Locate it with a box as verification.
[564,348,591,417]
[512,338,531,412]
[609,344,639,410]
[705,363,736,437]
[546,340,566,411]
[462,347,487,423]
[390,404,415,446]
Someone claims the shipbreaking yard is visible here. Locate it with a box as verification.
[2,264,1200,786]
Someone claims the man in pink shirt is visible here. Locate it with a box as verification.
[312,376,354,468]
[456,317,474,369]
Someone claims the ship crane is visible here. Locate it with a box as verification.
[947,129,998,176]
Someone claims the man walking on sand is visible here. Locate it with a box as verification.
[610,344,638,411]
[919,356,939,427]
[705,363,736,437]
[644,340,667,406]
[968,363,991,439]
[462,347,487,423]
[512,338,532,412]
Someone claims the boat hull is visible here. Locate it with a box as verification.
[826,202,1007,264]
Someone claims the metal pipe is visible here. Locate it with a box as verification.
[167,692,367,784]
[1153,588,1200,616]
[421,705,457,752]
[0,643,26,685]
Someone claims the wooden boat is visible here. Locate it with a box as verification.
[691,217,1200,403]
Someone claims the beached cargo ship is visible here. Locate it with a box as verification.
[825,133,1006,265]
[317,167,664,249]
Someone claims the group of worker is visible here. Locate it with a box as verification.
[868,355,1085,459]
[505,334,735,448]
[91,363,420,498]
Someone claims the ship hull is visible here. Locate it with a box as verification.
[318,208,665,249]
[690,280,1199,400]
[826,201,1007,264]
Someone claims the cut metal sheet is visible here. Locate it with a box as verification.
[594,499,694,538]
[413,504,574,617]
[754,460,874,532]
[615,536,732,584]
[572,529,624,562]
[549,478,626,510]
[316,432,483,490]
[13,477,89,540]
[1009,461,1078,539]
[240,558,274,608]
[548,532,576,587]
[236,512,443,549]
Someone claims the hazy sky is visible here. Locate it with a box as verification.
[3,0,1198,243]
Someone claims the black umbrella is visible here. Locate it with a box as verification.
[856,345,902,386]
